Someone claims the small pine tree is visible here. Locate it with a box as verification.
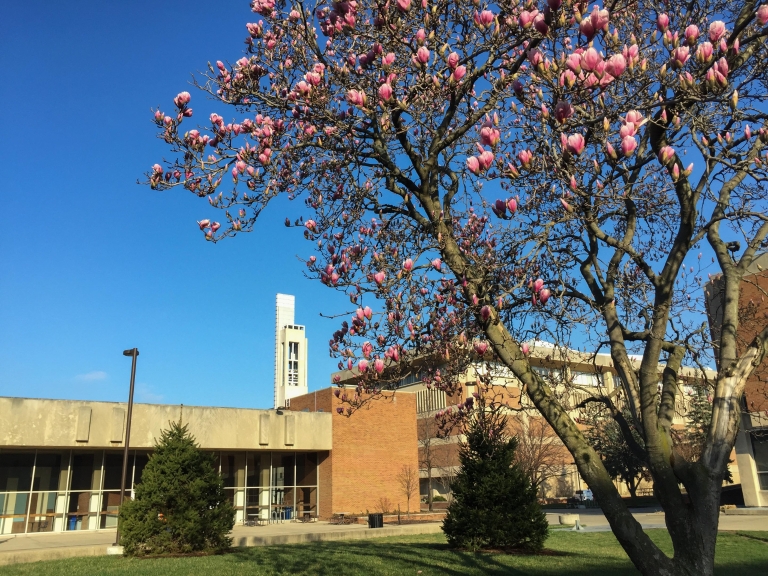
[442,398,549,552]
[119,421,235,556]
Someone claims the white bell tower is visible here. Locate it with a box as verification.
[274,294,308,408]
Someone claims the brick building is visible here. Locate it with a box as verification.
[706,253,768,506]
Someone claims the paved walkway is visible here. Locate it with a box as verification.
[1,510,766,566]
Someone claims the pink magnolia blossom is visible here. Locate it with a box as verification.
[474,10,494,29]
[561,198,574,212]
[378,83,393,102]
[566,133,586,155]
[210,222,221,232]
[759,5,768,25]
[362,341,373,358]
[581,47,603,72]
[566,52,582,73]
[364,306,373,320]
[745,125,752,140]
[480,305,492,321]
[478,149,494,170]
[620,122,637,138]
[152,163,163,174]
[560,70,577,87]
[590,5,610,31]
[533,13,548,35]
[539,288,551,304]
[466,156,480,174]
[473,341,489,355]
[518,10,538,28]
[452,66,467,81]
[374,271,386,285]
[621,135,638,157]
[658,146,676,165]
[402,258,413,271]
[415,28,426,44]
[533,278,544,292]
[521,342,530,355]
[527,48,544,67]
[374,358,385,374]
[605,54,626,77]
[416,46,430,64]
[288,9,301,21]
[554,101,574,123]
[396,0,411,11]
[358,359,369,372]
[671,46,690,69]
[507,198,518,214]
[382,52,395,67]
[304,219,317,232]
[684,25,699,45]
[626,110,644,125]
[480,126,501,146]
[709,21,726,42]
[346,89,366,107]
[174,91,191,107]
[657,13,670,32]
[447,52,459,70]
[579,18,596,40]
[197,219,210,230]
[518,149,533,168]
[696,42,714,63]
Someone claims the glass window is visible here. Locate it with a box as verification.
[27,492,60,533]
[35,452,69,492]
[0,452,35,492]
[752,433,768,490]
[247,453,270,488]
[70,453,98,491]
[133,453,149,486]
[296,453,317,486]
[272,453,294,487]
[572,372,603,387]
[102,453,124,491]
[220,452,245,488]
[295,487,317,518]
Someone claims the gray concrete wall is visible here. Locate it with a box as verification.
[0,397,332,451]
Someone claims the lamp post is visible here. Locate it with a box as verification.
[114,348,138,547]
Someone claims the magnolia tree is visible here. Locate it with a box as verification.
[147,1,768,573]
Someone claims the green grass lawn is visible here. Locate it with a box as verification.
[2,530,766,575]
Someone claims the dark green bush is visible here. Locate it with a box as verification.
[442,399,549,552]
[119,421,235,556]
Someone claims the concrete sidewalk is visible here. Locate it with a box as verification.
[2,510,767,567]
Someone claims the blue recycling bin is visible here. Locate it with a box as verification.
[284,507,292,520]
[68,516,77,531]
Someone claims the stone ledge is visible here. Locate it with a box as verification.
[0,544,107,567]
[723,507,768,515]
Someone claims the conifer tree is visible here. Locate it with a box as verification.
[442,397,548,552]
[119,421,235,556]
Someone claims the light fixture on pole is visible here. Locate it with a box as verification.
[113,348,138,548]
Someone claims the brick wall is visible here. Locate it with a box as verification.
[290,388,419,517]
[738,270,768,412]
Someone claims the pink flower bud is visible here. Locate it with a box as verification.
[580,19,596,40]
[521,343,530,355]
[374,358,385,374]
[374,271,386,285]
[554,100,574,123]
[745,125,752,140]
[452,65,467,82]
[396,0,411,11]
[533,278,544,292]
[759,5,768,25]
[581,47,602,72]
[362,342,373,358]
[527,49,543,67]
[561,198,574,213]
[696,42,714,63]
[416,46,430,64]
[533,13,548,35]
[480,126,501,146]
[538,288,551,304]
[358,359,369,372]
[658,145,676,165]
[605,54,626,77]
[402,258,413,271]
[152,163,163,174]
[210,222,221,232]
[506,198,518,214]
[382,52,396,67]
[671,46,690,69]
[415,28,426,44]
[518,10,537,28]
[709,21,726,42]
[431,258,442,270]
[473,341,488,355]
[684,25,699,45]
[466,156,480,174]
[566,133,586,156]
[621,135,638,157]
[197,219,210,230]
[518,149,533,168]
[346,89,366,107]
[474,10,494,28]
[480,305,491,321]
[478,150,494,170]
[378,83,393,102]
[174,91,191,108]
[657,14,669,32]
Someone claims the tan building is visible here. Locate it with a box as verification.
[0,392,417,535]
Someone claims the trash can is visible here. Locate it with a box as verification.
[368,513,383,529]
[284,507,292,520]
[68,516,77,531]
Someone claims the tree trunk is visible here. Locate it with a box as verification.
[428,467,433,512]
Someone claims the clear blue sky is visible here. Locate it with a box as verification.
[0,1,349,408]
